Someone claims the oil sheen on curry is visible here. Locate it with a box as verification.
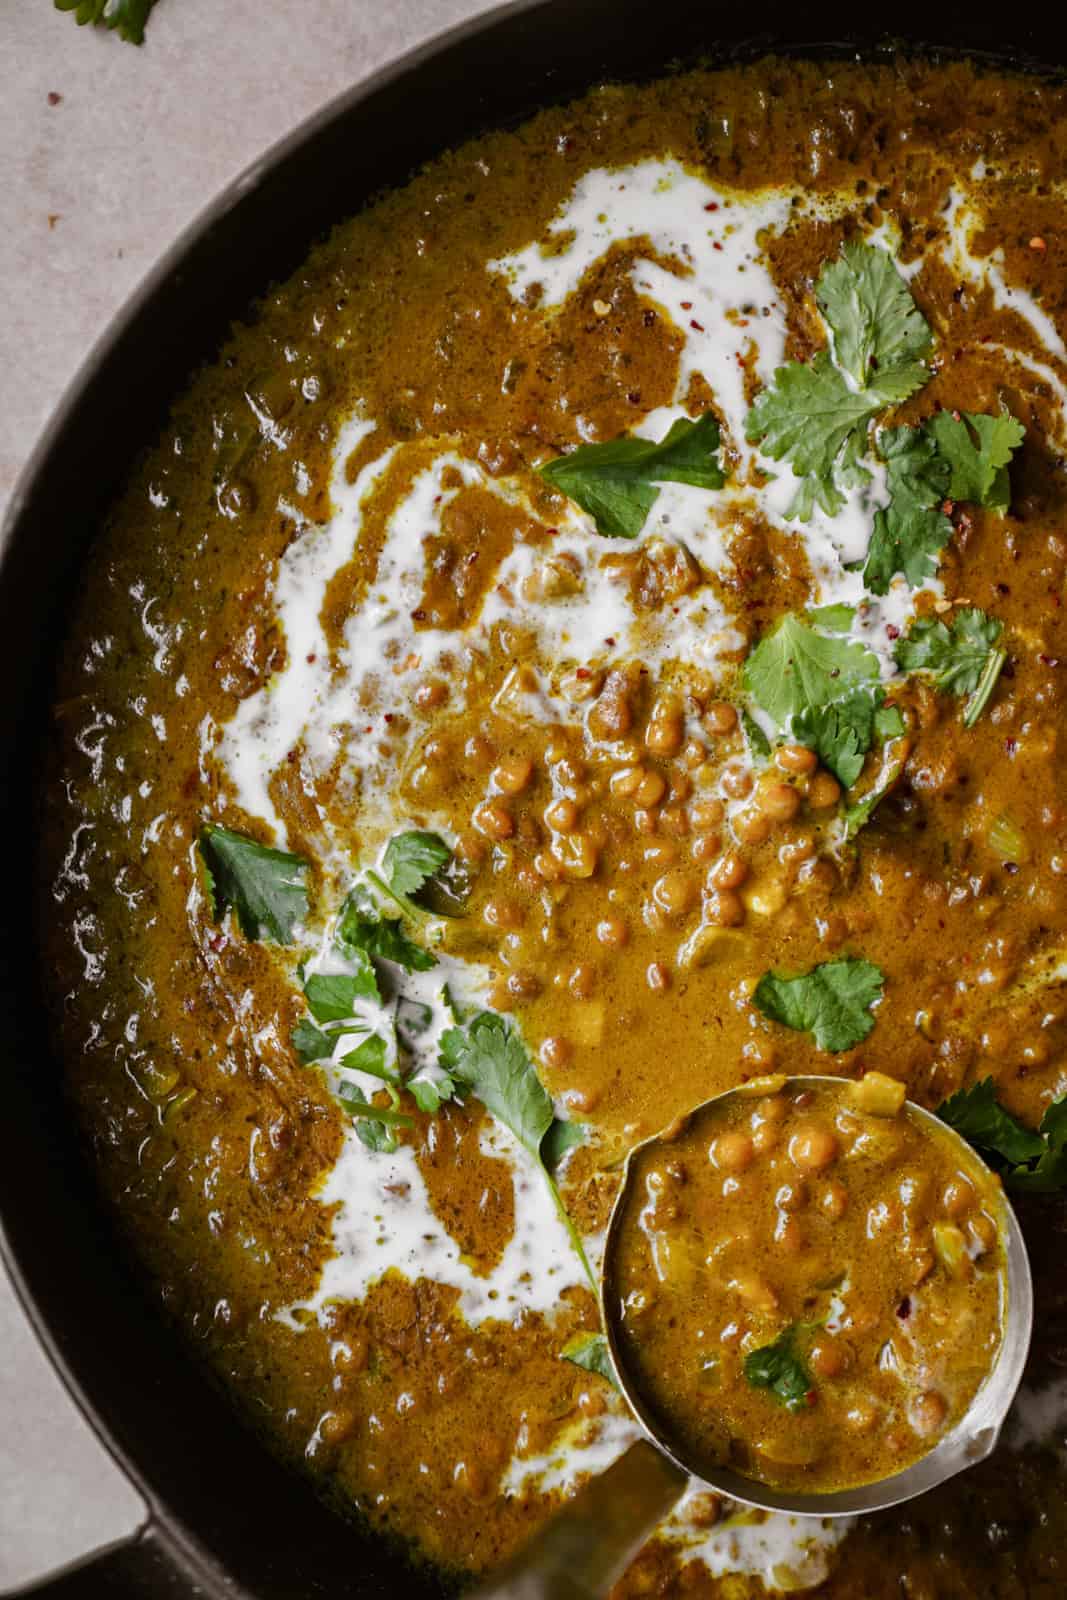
[608,1075,1008,1493]
[39,54,1067,1600]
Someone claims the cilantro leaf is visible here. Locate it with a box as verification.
[925,409,1025,514]
[542,1118,587,1175]
[936,1078,1046,1167]
[793,688,884,789]
[753,958,884,1052]
[863,425,952,595]
[808,603,855,632]
[440,1012,595,1289]
[745,354,883,519]
[54,0,157,45]
[842,736,908,841]
[198,824,310,944]
[291,1018,336,1064]
[894,608,1006,726]
[304,959,379,1022]
[1011,1097,1067,1193]
[408,1070,456,1115]
[537,413,724,539]
[561,1331,617,1387]
[742,612,880,733]
[337,1081,412,1154]
[339,1033,397,1083]
[338,888,435,972]
[439,1011,553,1157]
[382,831,452,898]
[743,1327,814,1413]
[816,241,932,391]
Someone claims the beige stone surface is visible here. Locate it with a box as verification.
[0,0,495,1588]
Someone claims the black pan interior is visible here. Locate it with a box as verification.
[4,4,1065,1594]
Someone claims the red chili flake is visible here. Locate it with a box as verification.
[384,713,394,724]
[575,667,591,680]
[704,201,720,212]
[642,309,657,327]
[208,932,227,953]
[680,300,693,310]
[897,1297,912,1320]
[942,500,955,515]
[411,608,427,622]
[805,1390,818,1408]
[604,636,616,647]
[690,319,705,332]
[996,582,1011,595]
[886,623,901,640]
[1040,654,1061,667]
[738,318,750,327]
[306,652,317,664]
[712,241,724,252]
[545,526,559,537]
[1030,236,1048,253]
[48,91,63,106]
[1005,738,1018,755]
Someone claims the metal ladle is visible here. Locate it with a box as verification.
[474,1076,1034,1600]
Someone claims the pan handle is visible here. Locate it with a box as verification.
[0,1257,147,1597]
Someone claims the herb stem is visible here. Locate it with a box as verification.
[963,646,1007,728]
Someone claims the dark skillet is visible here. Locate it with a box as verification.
[2,3,1064,1594]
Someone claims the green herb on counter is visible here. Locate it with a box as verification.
[894,608,1006,726]
[198,824,310,944]
[744,1327,814,1412]
[537,413,724,539]
[55,0,158,46]
[753,958,884,1053]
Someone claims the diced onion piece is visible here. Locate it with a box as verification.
[988,812,1030,865]
[850,1071,906,1118]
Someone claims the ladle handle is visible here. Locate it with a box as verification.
[470,1439,688,1599]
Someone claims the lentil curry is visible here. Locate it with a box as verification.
[608,1074,1008,1493]
[39,54,1067,1600]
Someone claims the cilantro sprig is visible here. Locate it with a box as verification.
[937,1079,1067,1192]
[753,958,884,1053]
[743,1327,814,1413]
[440,1011,595,1288]
[198,825,310,944]
[894,608,1006,727]
[746,242,932,519]
[55,0,158,45]
[537,413,724,539]
[925,408,1025,515]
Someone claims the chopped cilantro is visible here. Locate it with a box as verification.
[55,0,158,45]
[816,240,932,391]
[561,1331,617,1387]
[198,824,310,944]
[542,1118,587,1175]
[936,1078,1045,1167]
[337,1081,412,1154]
[382,831,452,899]
[739,708,772,764]
[742,613,880,732]
[863,425,952,595]
[338,885,435,972]
[894,608,1006,726]
[793,688,886,789]
[537,413,724,539]
[807,603,855,632]
[841,735,909,841]
[339,1033,395,1083]
[937,1079,1067,1193]
[743,1327,814,1413]
[753,958,884,1052]
[925,408,1025,514]
[291,1018,335,1064]
[408,1070,456,1115]
[303,960,378,1022]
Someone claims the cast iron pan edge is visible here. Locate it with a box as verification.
[2,3,1064,1595]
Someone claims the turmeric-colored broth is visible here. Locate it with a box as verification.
[40,55,1067,1598]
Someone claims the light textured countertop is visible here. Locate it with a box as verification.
[0,1,498,1588]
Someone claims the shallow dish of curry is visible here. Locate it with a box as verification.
[38,51,1067,1599]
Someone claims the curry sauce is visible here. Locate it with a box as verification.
[38,54,1067,1599]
